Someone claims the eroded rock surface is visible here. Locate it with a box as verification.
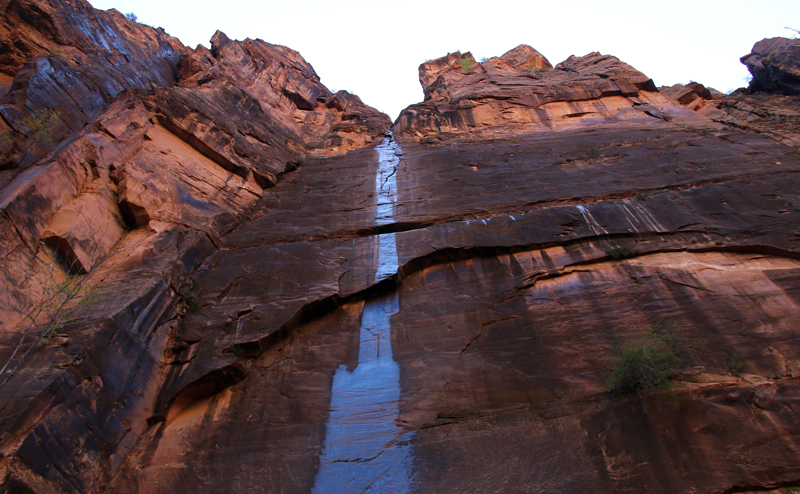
[1,4,800,494]
[394,45,710,143]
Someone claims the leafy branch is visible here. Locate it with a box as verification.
[0,232,116,394]
[0,109,62,165]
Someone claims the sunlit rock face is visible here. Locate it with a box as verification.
[393,44,711,142]
[3,1,800,493]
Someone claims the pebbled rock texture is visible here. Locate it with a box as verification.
[1,3,800,494]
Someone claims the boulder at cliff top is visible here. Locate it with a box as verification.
[742,37,800,95]
[666,37,800,150]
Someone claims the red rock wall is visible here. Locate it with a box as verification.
[1,2,800,493]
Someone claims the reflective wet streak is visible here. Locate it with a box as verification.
[374,136,401,283]
[311,135,414,493]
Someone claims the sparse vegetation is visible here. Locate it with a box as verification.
[730,350,744,373]
[0,133,12,162]
[179,280,201,311]
[22,109,62,162]
[459,56,473,73]
[0,108,61,164]
[585,145,602,159]
[526,61,543,73]
[125,12,138,22]
[1,243,107,393]
[605,247,632,259]
[47,48,62,57]
[607,321,698,396]
[228,344,245,357]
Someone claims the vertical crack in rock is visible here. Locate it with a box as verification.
[312,134,415,493]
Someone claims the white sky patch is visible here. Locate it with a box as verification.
[89,0,800,120]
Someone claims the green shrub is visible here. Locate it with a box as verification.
[459,56,473,73]
[730,350,744,373]
[228,344,245,357]
[179,286,200,311]
[607,321,694,395]
[606,247,632,259]
[47,48,62,57]
[0,133,12,161]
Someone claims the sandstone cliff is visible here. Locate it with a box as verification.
[662,37,800,150]
[1,1,800,493]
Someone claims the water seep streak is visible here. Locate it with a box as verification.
[311,135,414,493]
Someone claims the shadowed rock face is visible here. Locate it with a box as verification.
[2,2,800,493]
[743,37,800,95]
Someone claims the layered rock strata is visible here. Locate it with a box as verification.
[393,44,712,142]
[1,3,800,494]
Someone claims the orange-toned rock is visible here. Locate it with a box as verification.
[395,45,710,142]
[41,184,126,274]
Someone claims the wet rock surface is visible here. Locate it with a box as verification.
[1,2,800,493]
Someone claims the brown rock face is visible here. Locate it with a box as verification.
[2,5,800,494]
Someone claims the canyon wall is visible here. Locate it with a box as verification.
[1,1,800,493]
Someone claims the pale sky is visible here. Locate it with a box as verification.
[88,0,800,120]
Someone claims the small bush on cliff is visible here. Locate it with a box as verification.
[605,247,632,259]
[0,109,62,164]
[459,56,473,73]
[179,280,201,311]
[0,133,12,162]
[607,321,697,396]
[126,12,138,22]
[730,350,744,373]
